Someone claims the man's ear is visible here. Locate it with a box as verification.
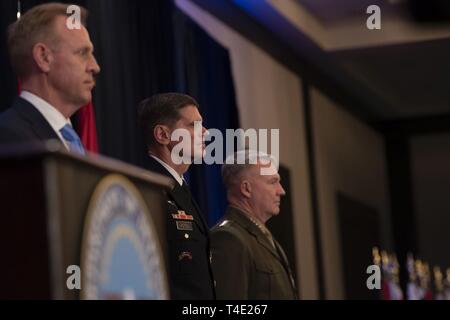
[240,180,252,199]
[153,124,171,145]
[32,43,53,73]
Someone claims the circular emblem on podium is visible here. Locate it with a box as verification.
[80,174,168,299]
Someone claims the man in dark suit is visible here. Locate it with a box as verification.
[138,93,215,300]
[0,3,100,154]
[211,150,298,299]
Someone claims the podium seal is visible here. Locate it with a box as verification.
[80,174,168,299]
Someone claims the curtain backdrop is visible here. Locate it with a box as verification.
[173,9,240,226]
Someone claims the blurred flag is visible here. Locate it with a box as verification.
[380,250,403,300]
[444,269,450,300]
[433,266,445,300]
[406,253,422,300]
[76,101,99,153]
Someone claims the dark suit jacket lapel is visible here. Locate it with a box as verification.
[14,97,61,141]
[147,157,207,234]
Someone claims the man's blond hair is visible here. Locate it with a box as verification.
[7,2,87,79]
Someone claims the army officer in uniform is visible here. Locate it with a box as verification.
[138,93,215,300]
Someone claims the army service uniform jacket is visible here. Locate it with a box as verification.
[147,156,215,299]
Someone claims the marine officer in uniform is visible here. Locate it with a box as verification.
[138,92,215,300]
[211,150,298,299]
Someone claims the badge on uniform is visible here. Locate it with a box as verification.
[178,251,193,261]
[171,210,194,221]
[176,221,193,231]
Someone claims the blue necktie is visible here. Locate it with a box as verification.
[60,124,85,155]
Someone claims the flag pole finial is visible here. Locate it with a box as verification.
[17,0,21,20]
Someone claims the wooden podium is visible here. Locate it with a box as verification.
[0,143,173,299]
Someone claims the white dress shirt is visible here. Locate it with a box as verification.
[20,90,71,150]
[150,155,184,186]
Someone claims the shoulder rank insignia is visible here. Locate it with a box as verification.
[219,220,230,227]
[172,210,194,221]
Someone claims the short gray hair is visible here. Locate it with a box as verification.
[221,150,275,190]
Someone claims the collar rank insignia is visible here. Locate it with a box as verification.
[171,210,194,221]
